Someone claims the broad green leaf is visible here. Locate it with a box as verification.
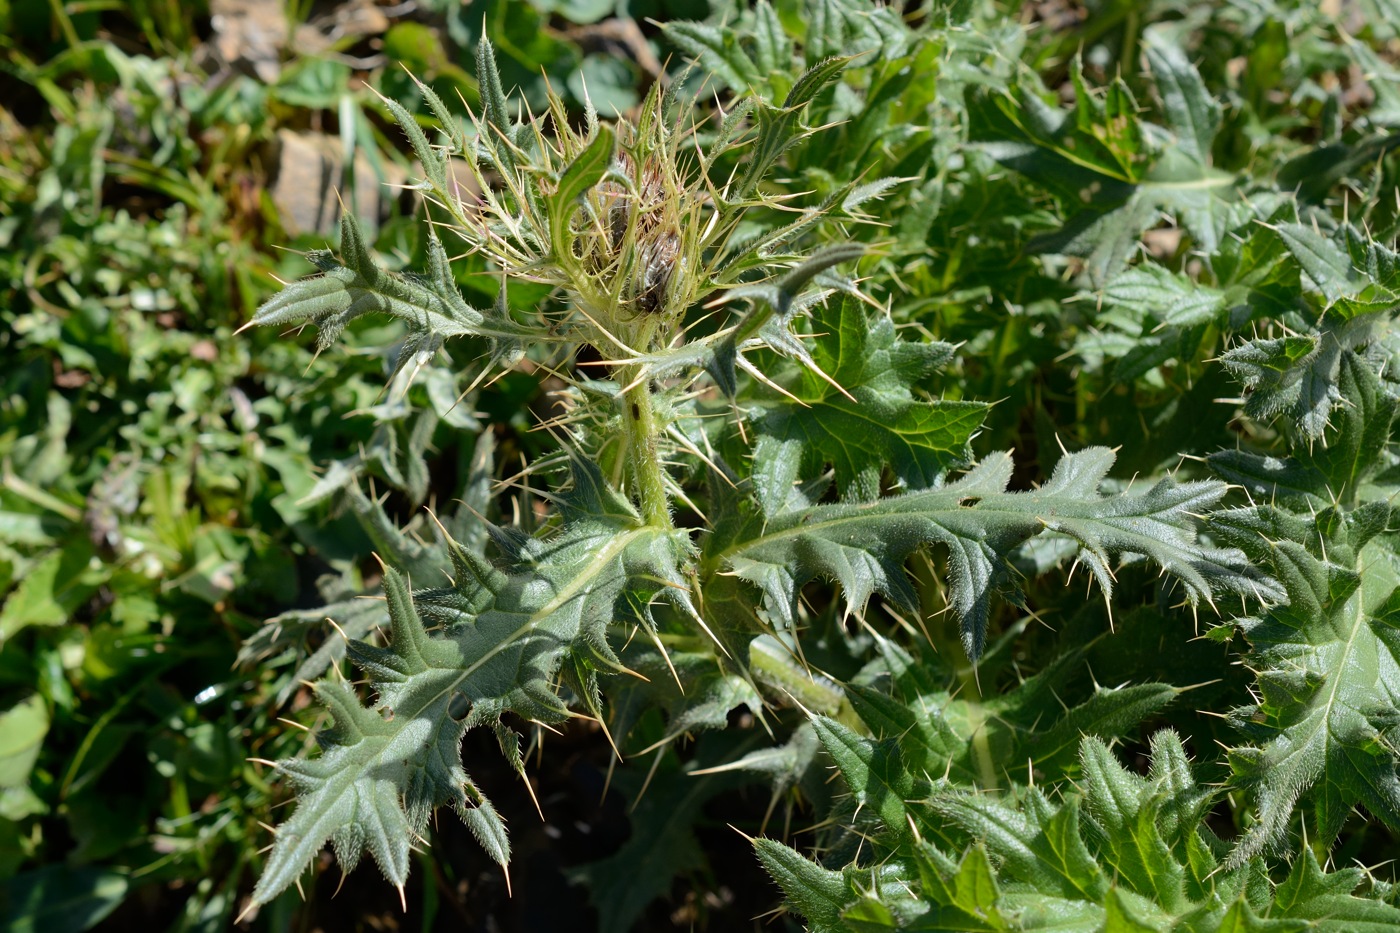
[752,1,791,76]
[985,67,1147,185]
[1142,27,1221,165]
[0,542,103,643]
[1017,151,1238,285]
[844,678,966,780]
[1278,222,1358,305]
[547,122,614,270]
[980,52,1241,281]
[753,295,986,504]
[1076,263,1227,380]
[1022,683,1181,779]
[0,696,48,790]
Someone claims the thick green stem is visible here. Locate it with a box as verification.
[619,363,672,529]
[961,670,998,792]
[749,637,857,724]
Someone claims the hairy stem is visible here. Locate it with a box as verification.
[750,637,849,720]
[961,671,998,792]
[619,363,672,529]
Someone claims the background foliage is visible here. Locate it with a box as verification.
[3,0,1400,931]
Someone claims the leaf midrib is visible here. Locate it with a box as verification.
[346,527,650,771]
[716,490,1194,566]
[1315,556,1376,813]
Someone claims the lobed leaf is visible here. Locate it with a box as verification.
[1207,352,1400,864]
[247,213,538,380]
[752,295,986,505]
[759,731,1400,932]
[251,461,694,906]
[720,447,1276,658]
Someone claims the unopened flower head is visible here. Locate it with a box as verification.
[446,83,712,358]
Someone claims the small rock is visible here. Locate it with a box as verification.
[268,129,409,237]
[209,0,287,83]
[293,0,390,56]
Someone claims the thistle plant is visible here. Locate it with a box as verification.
[241,37,1271,914]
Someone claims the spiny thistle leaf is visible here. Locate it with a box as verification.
[811,716,915,841]
[754,837,852,933]
[1274,222,1400,322]
[661,21,765,93]
[1211,350,1398,509]
[757,731,1400,932]
[1216,223,1400,438]
[250,460,694,906]
[752,1,792,75]
[845,637,1182,790]
[251,565,479,903]
[737,55,851,199]
[475,35,518,169]
[1207,353,1400,866]
[719,446,1278,658]
[239,432,497,704]
[1074,263,1227,382]
[247,213,538,377]
[977,47,1243,282]
[1216,314,1398,440]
